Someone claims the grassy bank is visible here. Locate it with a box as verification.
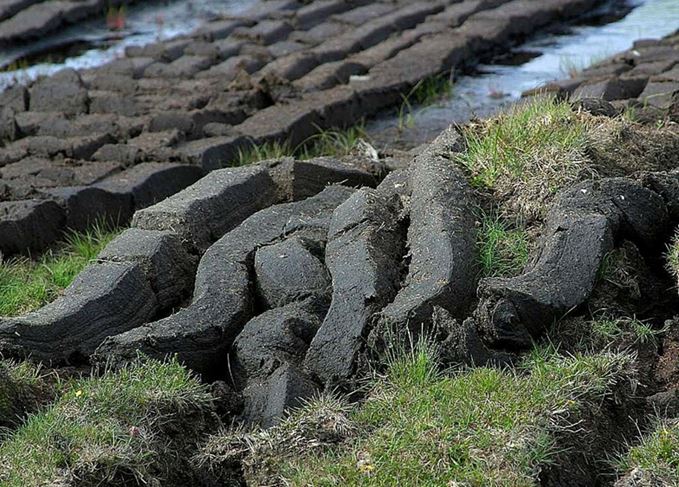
[456,96,679,222]
[0,359,215,487]
[198,343,634,486]
[0,225,118,317]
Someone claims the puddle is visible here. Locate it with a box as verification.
[367,0,679,149]
[0,0,258,91]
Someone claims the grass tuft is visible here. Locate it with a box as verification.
[617,418,679,485]
[477,212,531,278]
[0,224,118,317]
[0,358,215,487]
[235,124,371,166]
[397,73,454,131]
[236,140,295,166]
[0,360,48,430]
[665,229,679,285]
[456,96,593,221]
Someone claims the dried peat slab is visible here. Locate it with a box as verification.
[95,185,355,377]
[0,163,204,256]
[133,157,380,251]
[132,164,279,252]
[377,127,479,334]
[304,186,404,385]
[474,177,672,351]
[0,158,378,365]
[0,200,65,256]
[0,228,194,363]
[235,298,327,427]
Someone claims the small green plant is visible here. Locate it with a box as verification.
[0,358,215,487]
[617,418,679,485]
[0,224,119,317]
[299,124,369,159]
[590,316,663,346]
[397,73,454,132]
[477,212,531,277]
[235,140,295,166]
[410,73,454,107]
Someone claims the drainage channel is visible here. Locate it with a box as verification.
[0,0,259,92]
[367,0,679,149]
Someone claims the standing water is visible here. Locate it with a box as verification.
[367,0,679,148]
[0,0,259,92]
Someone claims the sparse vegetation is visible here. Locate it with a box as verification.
[589,316,662,346]
[0,358,215,487]
[0,224,119,317]
[235,124,371,166]
[0,360,48,429]
[397,73,454,131]
[199,341,634,486]
[548,315,664,354]
[196,394,356,486]
[666,229,679,284]
[477,212,531,277]
[597,244,643,299]
[617,418,679,485]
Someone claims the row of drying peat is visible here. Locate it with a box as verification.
[0,0,611,256]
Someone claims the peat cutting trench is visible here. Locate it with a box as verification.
[1,0,679,485]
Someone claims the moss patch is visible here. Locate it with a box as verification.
[0,225,118,317]
[0,358,215,487]
[200,343,634,486]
